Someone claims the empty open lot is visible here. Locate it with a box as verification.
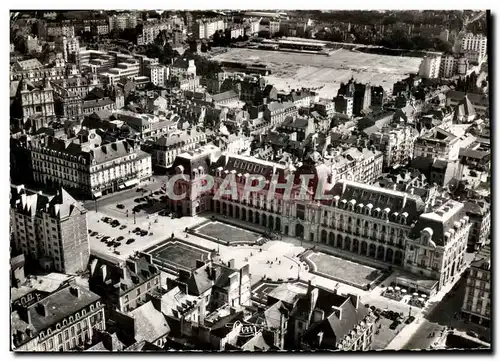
[211,48,422,99]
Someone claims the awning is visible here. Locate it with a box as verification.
[124,179,139,187]
[93,192,102,198]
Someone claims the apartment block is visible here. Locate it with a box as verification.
[10,185,89,274]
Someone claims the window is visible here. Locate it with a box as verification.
[136,289,140,296]
[58,334,62,344]
[64,330,69,340]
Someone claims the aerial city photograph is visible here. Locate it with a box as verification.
[9,9,491,352]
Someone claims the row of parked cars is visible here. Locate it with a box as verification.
[366,305,412,330]
[101,217,126,229]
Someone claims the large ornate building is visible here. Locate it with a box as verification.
[24,129,151,198]
[11,78,56,132]
[168,146,470,294]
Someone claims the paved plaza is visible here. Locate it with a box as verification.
[304,251,385,289]
[193,221,264,246]
[87,204,444,347]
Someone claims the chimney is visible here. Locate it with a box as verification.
[195,260,205,269]
[332,305,342,320]
[312,308,325,323]
[18,306,32,325]
[349,294,360,309]
[210,267,217,280]
[36,303,47,317]
[101,264,107,282]
[126,259,137,274]
[69,286,80,298]
[178,269,191,281]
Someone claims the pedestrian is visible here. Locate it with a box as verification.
[279,260,281,265]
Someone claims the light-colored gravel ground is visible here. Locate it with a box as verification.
[212,48,422,99]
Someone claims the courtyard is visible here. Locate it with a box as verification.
[192,220,264,246]
[304,251,385,289]
[211,48,422,98]
[148,239,211,272]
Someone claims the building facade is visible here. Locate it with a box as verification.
[463,201,490,251]
[370,124,418,169]
[29,130,152,198]
[461,33,487,64]
[89,253,161,314]
[418,55,442,79]
[108,12,138,31]
[168,147,467,292]
[461,246,490,327]
[12,284,105,351]
[413,127,460,161]
[10,185,90,274]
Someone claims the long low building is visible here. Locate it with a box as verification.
[168,147,471,295]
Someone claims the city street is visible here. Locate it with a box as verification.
[403,276,466,350]
[82,175,169,212]
[389,251,478,350]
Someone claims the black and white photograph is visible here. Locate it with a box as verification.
[8,8,492,352]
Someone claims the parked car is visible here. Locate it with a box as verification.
[140,230,148,237]
[119,225,127,230]
[102,217,112,223]
[88,229,93,234]
[117,204,125,209]
[405,316,415,324]
[117,236,124,242]
[114,243,121,247]
[113,250,121,255]
[126,238,135,245]
[136,188,143,192]
[111,220,120,227]
[90,231,98,237]
[96,233,104,239]
[134,227,141,233]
